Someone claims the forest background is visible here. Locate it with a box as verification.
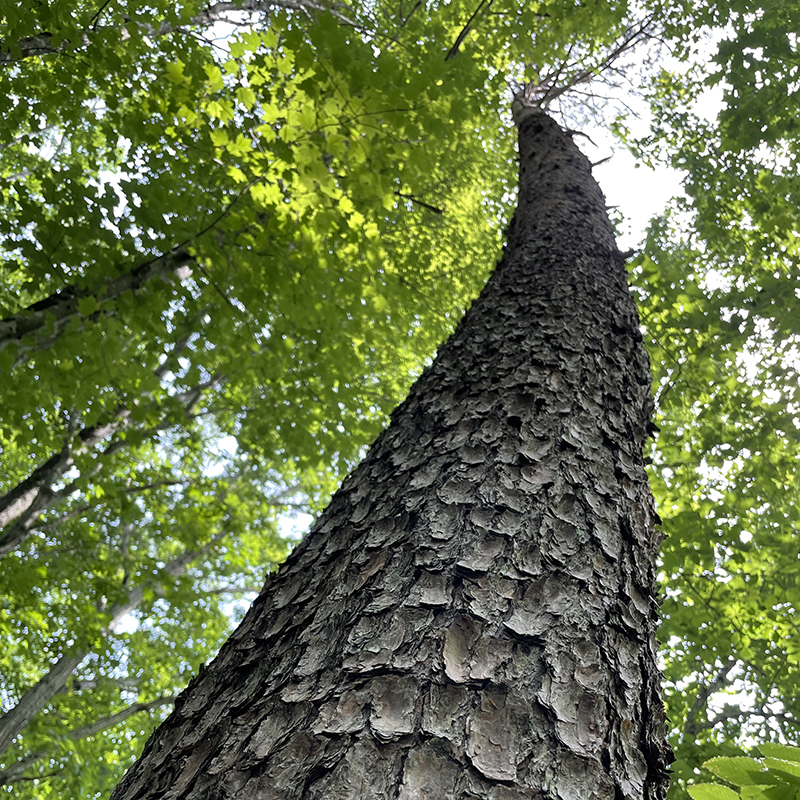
[0,0,799,798]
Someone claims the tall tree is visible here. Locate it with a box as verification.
[0,2,643,793]
[3,1,800,797]
[110,107,673,799]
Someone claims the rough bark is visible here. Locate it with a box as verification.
[111,112,672,800]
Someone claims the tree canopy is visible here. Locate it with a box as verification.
[0,1,799,798]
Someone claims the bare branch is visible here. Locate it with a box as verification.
[513,14,657,116]
[445,0,494,61]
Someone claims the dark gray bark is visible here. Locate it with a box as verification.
[111,112,672,800]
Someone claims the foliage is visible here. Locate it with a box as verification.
[0,0,635,795]
[621,3,800,796]
[688,744,800,799]
[0,0,507,793]
[1,0,800,798]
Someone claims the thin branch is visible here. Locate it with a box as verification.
[445,0,494,61]
[0,750,48,786]
[0,123,60,154]
[383,0,422,51]
[0,249,195,366]
[683,657,739,739]
[0,374,221,552]
[69,677,142,692]
[0,342,226,557]
[27,479,185,535]
[88,0,114,31]
[70,695,177,740]
[395,191,444,215]
[207,585,263,595]
[0,333,191,535]
[694,705,800,735]
[537,15,656,108]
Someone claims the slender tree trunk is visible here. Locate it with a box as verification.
[0,356,219,557]
[0,696,177,786]
[111,112,672,800]
[0,535,223,761]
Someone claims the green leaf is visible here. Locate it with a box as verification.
[209,128,229,147]
[76,295,100,316]
[688,784,741,800]
[705,758,776,787]
[763,759,800,787]
[760,746,800,765]
[236,86,257,110]
[203,64,224,92]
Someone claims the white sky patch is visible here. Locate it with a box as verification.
[593,143,683,249]
[112,614,139,635]
[280,511,314,541]
[205,435,239,477]
[590,66,725,249]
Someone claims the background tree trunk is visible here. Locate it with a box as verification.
[111,112,672,800]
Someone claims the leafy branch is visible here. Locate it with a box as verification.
[689,744,800,800]
[0,519,238,762]
[0,248,195,366]
[0,696,176,787]
[0,338,224,557]
[0,0,361,64]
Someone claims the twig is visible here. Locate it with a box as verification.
[445,0,494,60]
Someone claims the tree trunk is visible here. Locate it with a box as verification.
[0,696,177,786]
[110,111,672,800]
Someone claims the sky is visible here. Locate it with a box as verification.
[594,139,684,251]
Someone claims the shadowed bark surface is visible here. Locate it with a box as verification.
[111,112,672,800]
